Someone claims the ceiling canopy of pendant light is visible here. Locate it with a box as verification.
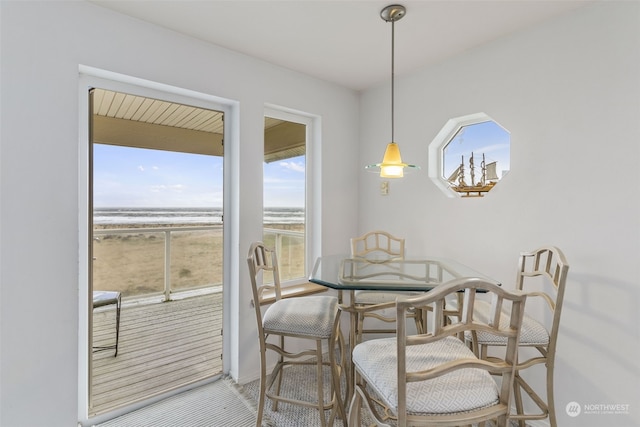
[365,4,419,178]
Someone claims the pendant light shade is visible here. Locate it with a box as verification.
[379,142,406,178]
[366,4,419,178]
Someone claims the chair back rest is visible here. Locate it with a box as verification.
[516,246,569,350]
[395,278,527,423]
[247,241,282,306]
[350,230,405,260]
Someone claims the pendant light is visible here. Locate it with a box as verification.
[366,4,419,178]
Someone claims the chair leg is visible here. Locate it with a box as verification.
[114,294,121,357]
[495,414,508,427]
[512,372,525,426]
[256,345,267,427]
[272,336,285,412]
[356,311,364,344]
[348,387,362,427]
[413,308,426,334]
[547,360,557,427]
[315,340,327,427]
[329,331,347,423]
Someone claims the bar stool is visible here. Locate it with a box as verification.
[92,291,122,356]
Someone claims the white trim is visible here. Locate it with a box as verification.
[428,112,496,198]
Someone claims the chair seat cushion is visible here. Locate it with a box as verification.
[352,336,499,415]
[466,300,549,346]
[263,295,338,338]
[354,290,423,305]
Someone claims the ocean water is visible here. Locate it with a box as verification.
[94,207,304,226]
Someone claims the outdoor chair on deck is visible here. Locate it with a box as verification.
[348,277,527,427]
[466,246,569,427]
[92,290,122,357]
[350,230,424,341]
[247,242,346,427]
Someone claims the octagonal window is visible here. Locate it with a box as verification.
[429,113,510,198]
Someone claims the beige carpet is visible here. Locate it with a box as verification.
[242,362,526,427]
[97,377,274,427]
[96,367,526,427]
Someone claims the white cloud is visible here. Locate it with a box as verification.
[279,161,305,173]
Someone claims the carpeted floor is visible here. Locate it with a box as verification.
[96,377,275,427]
[243,362,347,427]
[242,362,526,427]
[96,366,526,427]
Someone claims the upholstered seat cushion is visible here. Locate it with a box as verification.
[465,300,549,346]
[263,295,338,338]
[354,289,422,305]
[353,336,499,415]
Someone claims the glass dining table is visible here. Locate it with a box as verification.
[309,254,500,407]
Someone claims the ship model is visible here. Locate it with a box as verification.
[447,152,499,197]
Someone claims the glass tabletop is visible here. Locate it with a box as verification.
[309,254,499,291]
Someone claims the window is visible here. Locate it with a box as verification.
[263,115,307,282]
[429,112,510,198]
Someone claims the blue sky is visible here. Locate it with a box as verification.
[263,156,306,208]
[93,144,305,208]
[443,120,511,182]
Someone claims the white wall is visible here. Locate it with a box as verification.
[2,1,637,426]
[0,1,359,426]
[358,2,639,427]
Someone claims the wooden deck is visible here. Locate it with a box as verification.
[91,291,223,416]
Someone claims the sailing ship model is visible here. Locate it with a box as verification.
[447,152,499,197]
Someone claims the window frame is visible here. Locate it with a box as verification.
[263,105,321,289]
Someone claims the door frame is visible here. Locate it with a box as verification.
[77,66,237,425]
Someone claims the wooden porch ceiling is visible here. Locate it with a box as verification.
[91,88,305,161]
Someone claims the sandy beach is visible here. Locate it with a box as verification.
[92,224,304,298]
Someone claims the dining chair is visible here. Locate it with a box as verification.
[348,277,527,427]
[349,230,424,341]
[246,242,346,427]
[467,246,569,427]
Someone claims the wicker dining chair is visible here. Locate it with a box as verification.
[348,277,527,427]
[247,242,345,427]
[467,246,569,427]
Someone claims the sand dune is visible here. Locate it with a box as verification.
[92,224,304,298]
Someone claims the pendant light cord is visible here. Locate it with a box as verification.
[391,19,395,143]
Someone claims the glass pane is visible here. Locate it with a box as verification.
[93,229,165,297]
[263,117,306,282]
[170,228,223,291]
[90,88,224,414]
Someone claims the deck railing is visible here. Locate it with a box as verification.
[93,226,304,300]
[263,227,305,281]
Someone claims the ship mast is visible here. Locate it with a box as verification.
[469,152,476,186]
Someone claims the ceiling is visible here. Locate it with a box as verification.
[92,88,304,161]
[89,0,592,91]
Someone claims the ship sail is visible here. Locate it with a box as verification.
[447,165,462,183]
[485,161,499,181]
